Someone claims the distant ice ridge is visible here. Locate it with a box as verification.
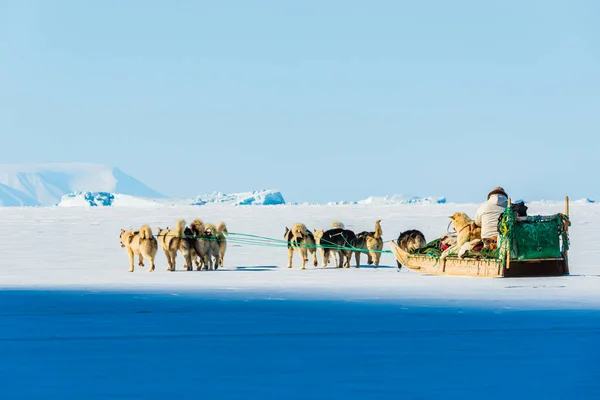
[0,163,164,206]
[56,189,286,207]
[57,192,161,207]
[517,198,595,205]
[59,192,114,207]
[192,190,285,206]
[327,195,447,205]
[359,195,447,205]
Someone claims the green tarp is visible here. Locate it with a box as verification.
[512,216,564,260]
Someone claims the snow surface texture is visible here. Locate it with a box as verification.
[0,163,164,206]
[1,203,599,398]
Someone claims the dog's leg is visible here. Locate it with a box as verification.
[170,250,178,271]
[366,244,379,267]
[213,250,220,270]
[287,247,294,268]
[127,248,135,272]
[193,242,204,271]
[369,251,377,268]
[138,253,145,267]
[373,250,381,268]
[202,248,213,270]
[219,242,226,268]
[183,248,193,271]
[310,248,318,267]
[337,251,343,268]
[355,251,360,269]
[164,250,172,271]
[146,252,155,272]
[300,248,308,270]
[344,251,351,268]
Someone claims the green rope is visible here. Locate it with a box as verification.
[156,210,570,261]
[169,231,395,254]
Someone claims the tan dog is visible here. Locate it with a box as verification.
[285,223,318,269]
[200,223,220,270]
[157,219,185,271]
[354,220,384,268]
[119,225,158,272]
[216,221,228,268]
[441,212,482,258]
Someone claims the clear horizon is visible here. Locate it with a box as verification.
[1,1,598,203]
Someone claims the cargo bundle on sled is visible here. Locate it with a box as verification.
[390,197,571,278]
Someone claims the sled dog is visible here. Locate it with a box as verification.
[353,220,384,268]
[216,221,228,268]
[442,212,481,258]
[201,223,221,270]
[396,229,427,269]
[313,227,357,268]
[119,225,158,272]
[157,219,185,271]
[185,219,208,271]
[284,223,318,269]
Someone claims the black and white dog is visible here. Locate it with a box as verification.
[313,228,357,268]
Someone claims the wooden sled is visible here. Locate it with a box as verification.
[390,197,571,278]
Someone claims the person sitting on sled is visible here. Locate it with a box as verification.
[475,187,508,249]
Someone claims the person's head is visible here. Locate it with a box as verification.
[487,186,508,200]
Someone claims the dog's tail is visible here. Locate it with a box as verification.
[139,225,153,240]
[175,219,185,237]
[216,221,228,236]
[331,221,345,229]
[374,220,382,239]
[191,219,204,235]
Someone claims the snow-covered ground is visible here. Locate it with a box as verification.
[1,202,599,398]
[0,201,597,308]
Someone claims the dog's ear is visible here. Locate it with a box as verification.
[121,229,125,233]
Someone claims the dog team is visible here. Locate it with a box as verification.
[119,187,522,272]
[285,220,386,269]
[119,219,228,272]
[119,218,431,272]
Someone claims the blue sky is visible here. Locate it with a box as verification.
[1,1,598,203]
